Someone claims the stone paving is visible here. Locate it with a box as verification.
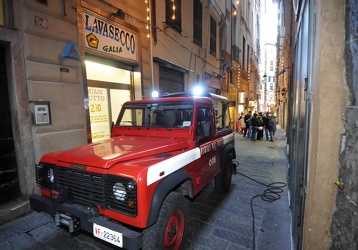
[0,128,291,250]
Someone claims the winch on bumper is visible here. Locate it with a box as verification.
[30,194,142,250]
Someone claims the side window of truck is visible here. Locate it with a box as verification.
[196,107,212,138]
[215,102,231,131]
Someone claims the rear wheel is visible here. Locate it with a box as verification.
[215,152,233,193]
[143,192,188,250]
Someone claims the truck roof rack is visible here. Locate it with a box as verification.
[160,92,229,103]
[160,91,212,98]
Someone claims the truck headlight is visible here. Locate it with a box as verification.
[35,163,56,189]
[47,168,55,183]
[113,183,126,201]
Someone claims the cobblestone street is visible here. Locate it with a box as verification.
[0,128,291,250]
[184,128,291,250]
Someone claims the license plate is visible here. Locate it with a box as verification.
[93,223,123,248]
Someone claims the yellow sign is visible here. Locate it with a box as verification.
[229,88,237,101]
[86,33,99,49]
[88,87,111,142]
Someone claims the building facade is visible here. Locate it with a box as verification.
[278,0,358,249]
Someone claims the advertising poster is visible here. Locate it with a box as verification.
[88,87,111,142]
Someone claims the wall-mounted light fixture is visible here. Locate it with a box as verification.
[233,6,238,16]
[276,67,290,77]
[112,9,125,19]
[222,64,229,70]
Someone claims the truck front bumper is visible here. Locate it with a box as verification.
[30,194,142,250]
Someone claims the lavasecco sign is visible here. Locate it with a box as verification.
[83,10,138,62]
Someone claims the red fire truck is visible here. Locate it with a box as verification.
[30,91,236,249]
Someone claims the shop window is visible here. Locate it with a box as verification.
[85,61,132,142]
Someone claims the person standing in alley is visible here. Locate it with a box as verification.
[257,115,265,140]
[250,113,260,141]
[268,114,277,141]
[263,112,270,140]
[244,111,252,137]
[239,112,246,135]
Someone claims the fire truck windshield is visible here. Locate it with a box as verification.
[118,102,193,128]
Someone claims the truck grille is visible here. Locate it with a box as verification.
[56,168,105,207]
[35,164,137,217]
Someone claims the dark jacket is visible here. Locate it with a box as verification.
[244,113,251,126]
[258,118,265,127]
[263,116,270,128]
[268,118,277,132]
[250,115,260,126]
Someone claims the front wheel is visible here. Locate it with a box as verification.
[143,192,188,250]
[215,152,233,193]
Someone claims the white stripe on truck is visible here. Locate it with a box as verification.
[147,148,201,186]
[146,133,233,186]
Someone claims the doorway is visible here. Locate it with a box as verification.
[0,45,21,204]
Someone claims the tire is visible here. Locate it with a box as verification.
[214,152,233,193]
[143,192,188,250]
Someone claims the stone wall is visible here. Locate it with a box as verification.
[330,0,358,249]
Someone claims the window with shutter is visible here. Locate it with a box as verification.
[210,16,217,56]
[193,0,202,46]
[165,0,182,33]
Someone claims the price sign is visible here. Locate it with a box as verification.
[88,87,110,142]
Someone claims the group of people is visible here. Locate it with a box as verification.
[238,111,277,142]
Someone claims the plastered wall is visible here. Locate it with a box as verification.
[330,0,358,249]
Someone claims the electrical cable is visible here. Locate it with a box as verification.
[233,159,286,250]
